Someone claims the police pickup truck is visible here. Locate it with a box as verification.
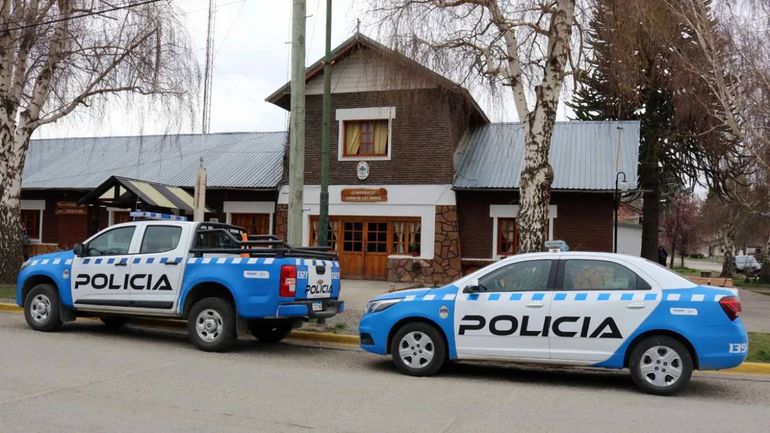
[17,220,342,352]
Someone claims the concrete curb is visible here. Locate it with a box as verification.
[1,302,767,373]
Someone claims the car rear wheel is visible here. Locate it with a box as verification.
[390,322,446,376]
[24,284,62,332]
[249,319,293,343]
[630,336,693,396]
[187,297,237,352]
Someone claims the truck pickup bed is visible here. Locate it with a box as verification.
[17,220,343,351]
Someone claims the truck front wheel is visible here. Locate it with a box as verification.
[24,284,63,332]
[249,319,293,343]
[187,297,237,352]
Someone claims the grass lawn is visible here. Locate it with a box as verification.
[673,266,700,277]
[748,333,770,363]
[0,284,15,301]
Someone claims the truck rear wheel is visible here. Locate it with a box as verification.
[24,284,63,332]
[250,319,293,343]
[187,297,237,352]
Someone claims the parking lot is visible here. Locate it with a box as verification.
[1,312,769,433]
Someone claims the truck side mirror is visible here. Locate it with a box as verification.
[73,243,85,257]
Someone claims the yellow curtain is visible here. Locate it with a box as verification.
[345,122,361,155]
[392,222,405,254]
[374,120,388,155]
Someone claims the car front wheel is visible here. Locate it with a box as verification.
[630,336,693,396]
[390,322,446,376]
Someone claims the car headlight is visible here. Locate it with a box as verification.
[365,298,402,314]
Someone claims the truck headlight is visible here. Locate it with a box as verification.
[365,298,402,314]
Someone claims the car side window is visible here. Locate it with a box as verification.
[140,226,182,254]
[563,260,651,291]
[478,260,552,292]
[87,226,136,257]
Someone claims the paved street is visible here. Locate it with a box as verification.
[1,313,769,433]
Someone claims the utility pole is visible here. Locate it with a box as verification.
[287,0,306,245]
[319,0,332,247]
[202,0,216,134]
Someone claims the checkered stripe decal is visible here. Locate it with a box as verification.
[24,257,340,268]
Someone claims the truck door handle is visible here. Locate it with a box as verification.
[114,261,127,267]
[526,301,544,308]
[626,302,645,309]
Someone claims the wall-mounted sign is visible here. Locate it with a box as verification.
[341,188,388,203]
[55,201,88,215]
[356,161,370,180]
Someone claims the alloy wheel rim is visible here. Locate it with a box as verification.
[30,294,51,323]
[196,309,224,342]
[640,345,683,387]
[398,331,435,369]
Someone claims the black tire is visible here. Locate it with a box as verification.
[629,335,693,396]
[100,316,130,329]
[187,297,237,352]
[249,319,293,343]
[390,322,446,376]
[23,283,62,332]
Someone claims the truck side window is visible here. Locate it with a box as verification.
[196,231,239,249]
[140,226,182,254]
[87,226,136,257]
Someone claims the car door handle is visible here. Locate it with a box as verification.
[164,261,178,266]
[114,261,127,267]
[626,302,646,309]
[526,301,544,308]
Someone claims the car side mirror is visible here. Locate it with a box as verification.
[73,243,86,257]
[464,279,481,293]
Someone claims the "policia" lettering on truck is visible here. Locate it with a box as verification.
[74,273,173,291]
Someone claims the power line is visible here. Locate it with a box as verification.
[1,0,165,32]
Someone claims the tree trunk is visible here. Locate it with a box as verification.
[517,122,555,253]
[669,238,676,269]
[680,249,685,268]
[0,127,29,283]
[719,221,736,278]
[639,136,660,261]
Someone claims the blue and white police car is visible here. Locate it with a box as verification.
[359,251,747,395]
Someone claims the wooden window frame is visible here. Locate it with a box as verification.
[342,119,389,158]
[309,216,421,256]
[230,212,271,236]
[21,208,43,242]
[497,217,518,257]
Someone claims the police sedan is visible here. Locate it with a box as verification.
[359,252,747,395]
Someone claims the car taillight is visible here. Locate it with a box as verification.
[280,265,297,298]
[719,295,742,321]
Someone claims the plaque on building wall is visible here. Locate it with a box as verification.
[341,188,388,202]
[55,201,88,215]
[356,161,370,180]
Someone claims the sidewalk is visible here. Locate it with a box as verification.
[338,279,413,311]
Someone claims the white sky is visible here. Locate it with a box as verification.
[35,0,566,139]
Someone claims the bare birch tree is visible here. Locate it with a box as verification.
[0,0,197,282]
[665,0,770,276]
[370,0,582,253]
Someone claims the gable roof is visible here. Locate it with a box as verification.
[78,175,214,212]
[454,121,640,191]
[22,132,286,190]
[266,33,488,122]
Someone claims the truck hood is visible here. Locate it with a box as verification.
[27,250,74,262]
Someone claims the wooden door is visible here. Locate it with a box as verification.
[364,221,389,279]
[339,221,364,279]
[231,213,270,235]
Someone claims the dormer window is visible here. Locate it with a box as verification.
[344,120,389,157]
[337,107,395,161]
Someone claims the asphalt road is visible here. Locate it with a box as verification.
[1,313,769,433]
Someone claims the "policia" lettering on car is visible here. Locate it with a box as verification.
[458,315,623,339]
[74,273,173,291]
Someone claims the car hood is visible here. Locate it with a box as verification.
[371,287,433,301]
